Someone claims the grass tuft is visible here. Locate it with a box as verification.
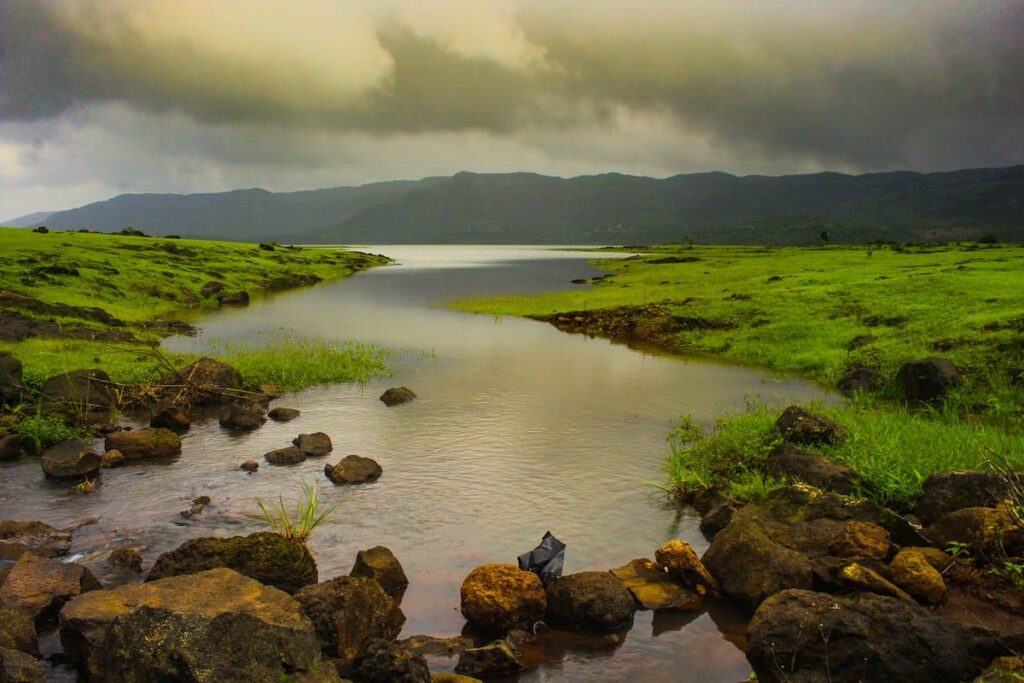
[256,481,338,545]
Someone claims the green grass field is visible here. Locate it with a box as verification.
[0,227,392,391]
[457,243,1024,507]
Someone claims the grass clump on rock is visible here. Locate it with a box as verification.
[256,481,337,545]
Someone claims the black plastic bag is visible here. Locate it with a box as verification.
[517,531,565,584]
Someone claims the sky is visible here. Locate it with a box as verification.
[1,0,1022,219]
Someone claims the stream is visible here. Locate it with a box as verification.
[1,246,835,682]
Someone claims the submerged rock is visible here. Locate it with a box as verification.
[325,455,382,484]
[610,559,703,610]
[774,405,846,446]
[351,638,430,683]
[747,589,967,682]
[268,407,301,422]
[59,567,337,683]
[40,438,102,479]
[455,639,522,678]
[219,403,266,431]
[265,446,306,465]
[107,547,143,573]
[104,428,181,459]
[240,459,259,472]
[0,521,71,560]
[350,546,409,598]
[294,432,333,456]
[146,531,318,594]
[293,577,405,674]
[380,387,417,407]
[149,404,190,433]
[896,358,961,402]
[460,564,546,632]
[544,571,636,632]
[0,553,100,627]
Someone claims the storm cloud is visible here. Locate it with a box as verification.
[1,0,1022,217]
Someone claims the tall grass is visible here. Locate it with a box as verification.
[219,337,393,391]
[256,481,337,545]
[12,409,82,452]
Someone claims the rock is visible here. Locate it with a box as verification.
[269,407,301,422]
[104,428,181,459]
[101,449,125,468]
[544,571,636,632]
[325,455,383,484]
[0,605,38,654]
[162,357,243,404]
[217,290,250,305]
[219,402,266,431]
[199,281,225,297]
[380,387,417,407]
[350,546,409,598]
[976,656,1024,682]
[460,564,547,632]
[773,405,846,446]
[610,559,703,610]
[896,357,962,402]
[259,242,275,251]
[699,501,735,537]
[58,567,338,683]
[454,639,522,678]
[0,647,45,683]
[654,540,718,594]
[294,576,405,675]
[149,404,190,433]
[701,516,813,609]
[838,365,882,395]
[0,553,100,626]
[146,532,318,594]
[764,442,861,494]
[747,589,967,682]
[240,459,259,472]
[265,446,306,465]
[294,432,333,456]
[906,545,952,572]
[107,547,143,573]
[0,433,23,461]
[432,674,482,683]
[39,438,102,479]
[890,548,946,604]
[399,635,473,658]
[38,369,113,417]
[828,521,891,560]
[351,638,430,683]
[840,562,913,601]
[926,505,1024,556]
[0,521,71,560]
[915,471,1014,525]
[0,351,22,407]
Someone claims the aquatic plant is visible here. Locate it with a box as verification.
[12,409,79,453]
[256,481,338,545]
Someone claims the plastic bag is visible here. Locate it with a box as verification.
[517,531,566,584]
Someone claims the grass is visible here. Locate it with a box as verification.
[10,410,83,452]
[457,242,1024,508]
[256,481,337,545]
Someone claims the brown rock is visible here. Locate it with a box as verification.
[926,505,1024,555]
[0,521,71,560]
[0,553,101,626]
[0,605,38,654]
[460,564,546,632]
[0,433,23,461]
[103,428,181,459]
[840,562,913,601]
[40,439,102,479]
[828,521,892,560]
[764,442,861,494]
[268,407,300,422]
[240,459,259,472]
[0,646,45,682]
[544,571,636,632]
[350,546,409,598]
[610,559,703,611]
[654,539,718,595]
[454,639,521,677]
[325,455,382,484]
[774,405,846,446]
[264,446,306,465]
[380,386,417,406]
[107,548,143,573]
[149,405,190,433]
[890,549,946,604]
[101,449,125,468]
[218,403,266,431]
[161,358,242,405]
[293,432,333,456]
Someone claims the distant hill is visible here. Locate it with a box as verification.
[21,166,1024,245]
[3,211,53,227]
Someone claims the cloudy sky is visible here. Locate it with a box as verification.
[1,0,1022,218]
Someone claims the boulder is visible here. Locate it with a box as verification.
[58,567,338,683]
[460,564,547,632]
[926,505,1024,556]
[699,501,735,537]
[610,559,703,610]
[896,358,962,402]
[350,546,409,598]
[890,548,946,604]
[104,428,181,459]
[380,387,417,407]
[454,639,522,678]
[0,433,23,461]
[294,432,333,456]
[0,605,38,654]
[161,357,243,404]
[838,365,882,395]
[217,290,250,306]
[149,404,190,433]
[764,442,861,494]
[0,521,71,560]
[0,553,100,626]
[219,403,266,431]
[0,647,45,683]
[654,540,718,594]
[351,638,430,683]
[294,576,405,675]
[399,635,473,659]
[747,589,967,682]
[976,656,1024,683]
[101,449,125,468]
[269,407,301,422]
[107,547,143,573]
[839,562,913,601]
[265,446,306,465]
[914,471,1013,525]
[0,351,23,406]
[38,369,113,417]
[828,521,891,560]
[325,455,382,484]
[701,515,813,609]
[240,459,259,472]
[774,406,846,446]
[40,439,102,479]
[544,571,636,632]
[146,532,318,594]
[200,281,225,297]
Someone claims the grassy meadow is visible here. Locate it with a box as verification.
[0,227,392,392]
[457,243,1024,507]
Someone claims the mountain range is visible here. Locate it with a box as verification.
[7,166,1023,245]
